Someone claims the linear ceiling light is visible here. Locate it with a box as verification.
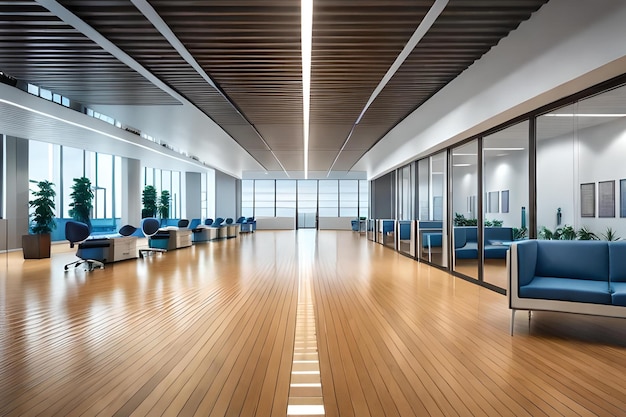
[302,0,313,179]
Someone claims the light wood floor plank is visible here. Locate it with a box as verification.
[1,230,625,417]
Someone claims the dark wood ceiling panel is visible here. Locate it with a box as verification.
[2,0,550,175]
[0,2,178,105]
[56,0,248,125]
[309,0,435,126]
[354,0,549,135]
[149,0,304,126]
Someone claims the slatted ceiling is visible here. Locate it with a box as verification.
[2,0,550,173]
[247,151,285,171]
[350,0,549,148]
[0,2,179,106]
[149,0,304,125]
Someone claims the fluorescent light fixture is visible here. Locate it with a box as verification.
[544,113,626,117]
[453,153,477,156]
[453,163,471,167]
[484,147,524,151]
[302,0,313,179]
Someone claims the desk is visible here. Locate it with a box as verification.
[108,236,138,262]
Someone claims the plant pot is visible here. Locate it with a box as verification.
[22,233,51,259]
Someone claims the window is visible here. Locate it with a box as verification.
[242,180,254,217]
[339,180,358,217]
[255,180,275,217]
[276,180,296,217]
[318,180,338,217]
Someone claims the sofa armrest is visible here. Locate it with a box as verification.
[515,240,537,287]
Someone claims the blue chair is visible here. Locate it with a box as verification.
[64,220,108,271]
[139,217,167,257]
[177,219,189,228]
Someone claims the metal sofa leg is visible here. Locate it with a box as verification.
[511,309,516,336]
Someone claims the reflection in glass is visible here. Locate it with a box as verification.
[417,152,447,267]
[452,141,478,280]
[483,121,529,289]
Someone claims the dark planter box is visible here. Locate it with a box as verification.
[22,233,51,259]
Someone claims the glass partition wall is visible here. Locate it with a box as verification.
[483,121,529,288]
[451,140,479,280]
[396,163,414,256]
[416,152,447,268]
[537,83,626,244]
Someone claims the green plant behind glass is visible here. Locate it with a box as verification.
[142,185,157,218]
[158,190,171,220]
[69,176,94,230]
[29,180,56,234]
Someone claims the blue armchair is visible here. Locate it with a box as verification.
[64,220,108,271]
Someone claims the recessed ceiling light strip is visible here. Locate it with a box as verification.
[327,0,449,176]
[302,0,313,179]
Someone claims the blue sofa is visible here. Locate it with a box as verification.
[508,240,626,335]
[454,226,514,259]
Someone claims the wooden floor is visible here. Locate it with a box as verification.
[1,230,625,416]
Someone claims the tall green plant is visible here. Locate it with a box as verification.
[158,190,171,220]
[29,180,57,234]
[69,176,93,230]
[142,185,157,218]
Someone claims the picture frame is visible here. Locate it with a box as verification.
[598,180,615,218]
[580,182,595,218]
[501,190,509,213]
[621,179,626,218]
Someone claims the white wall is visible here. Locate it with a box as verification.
[318,217,353,230]
[484,150,528,228]
[215,170,237,219]
[256,217,295,230]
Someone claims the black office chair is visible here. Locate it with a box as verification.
[118,224,138,236]
[64,220,108,271]
[139,217,167,258]
[177,219,189,228]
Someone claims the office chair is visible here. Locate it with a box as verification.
[118,224,138,236]
[64,220,108,271]
[139,217,167,258]
[177,219,190,228]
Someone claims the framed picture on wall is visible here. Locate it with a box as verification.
[488,191,499,213]
[501,190,509,213]
[580,182,596,218]
[598,180,615,218]
[621,179,626,218]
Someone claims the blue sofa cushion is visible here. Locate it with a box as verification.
[422,232,442,248]
[609,241,626,283]
[454,227,467,248]
[484,244,509,259]
[399,222,411,239]
[520,277,612,304]
[611,282,626,306]
[535,240,609,281]
[456,242,478,259]
[485,227,513,244]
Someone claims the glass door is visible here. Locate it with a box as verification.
[297,180,317,229]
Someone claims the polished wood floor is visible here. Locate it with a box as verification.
[1,230,625,416]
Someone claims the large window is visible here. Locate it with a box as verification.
[318,180,338,217]
[339,180,358,217]
[242,180,254,217]
[143,167,182,220]
[242,179,369,221]
[276,180,296,217]
[255,180,275,217]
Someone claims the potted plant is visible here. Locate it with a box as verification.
[158,190,171,223]
[142,185,157,218]
[69,176,94,231]
[23,180,56,259]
